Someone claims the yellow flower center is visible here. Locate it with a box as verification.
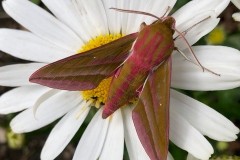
[78,34,123,106]
[206,27,225,45]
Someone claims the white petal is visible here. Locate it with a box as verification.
[124,0,174,34]
[3,0,83,51]
[41,101,91,160]
[170,109,213,160]
[173,0,230,21]
[10,91,81,133]
[187,154,200,160]
[119,0,130,35]
[77,0,109,36]
[72,0,104,38]
[102,0,122,34]
[172,46,240,90]
[141,0,176,24]
[0,63,45,86]
[0,86,49,114]
[233,12,240,21]
[168,153,174,160]
[32,89,60,116]
[172,0,229,48]
[73,108,109,160]
[0,29,72,63]
[124,0,158,34]
[122,107,150,160]
[174,11,219,50]
[171,89,239,141]
[42,0,94,42]
[99,110,124,160]
[231,0,240,9]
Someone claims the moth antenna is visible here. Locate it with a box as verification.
[110,8,160,20]
[175,47,220,76]
[173,28,205,72]
[161,6,171,18]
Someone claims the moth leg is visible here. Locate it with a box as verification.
[174,47,220,76]
[140,22,147,31]
[173,28,205,72]
[114,67,122,78]
[136,85,144,96]
[174,47,191,61]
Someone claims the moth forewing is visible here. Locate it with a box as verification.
[29,33,138,91]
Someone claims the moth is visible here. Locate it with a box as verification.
[30,9,214,160]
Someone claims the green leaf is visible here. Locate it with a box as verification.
[225,33,240,50]
[211,156,240,160]
[31,0,41,5]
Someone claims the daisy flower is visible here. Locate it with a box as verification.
[0,0,239,160]
[231,0,240,21]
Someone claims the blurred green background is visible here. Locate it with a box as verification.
[0,0,239,159]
